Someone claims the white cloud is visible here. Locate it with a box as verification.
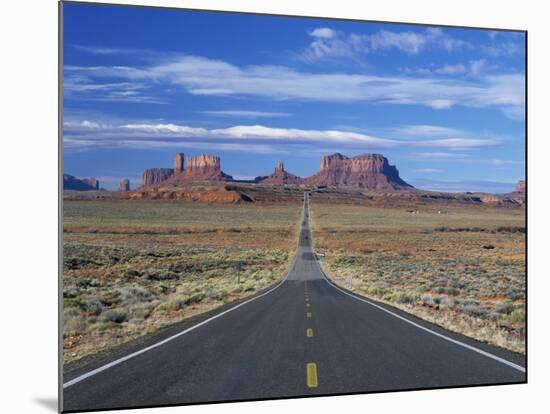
[74,45,136,55]
[65,55,524,118]
[412,152,469,159]
[412,168,444,173]
[63,120,501,153]
[303,27,472,61]
[309,28,335,39]
[410,178,516,193]
[403,59,491,78]
[435,64,467,75]
[411,152,523,166]
[369,30,427,54]
[395,125,463,137]
[199,110,291,118]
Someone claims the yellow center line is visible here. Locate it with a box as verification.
[306,328,313,337]
[307,312,312,318]
[306,363,318,388]
[306,303,311,307]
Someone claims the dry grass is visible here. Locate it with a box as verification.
[63,200,301,364]
[309,202,525,353]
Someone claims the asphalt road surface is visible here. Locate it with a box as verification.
[63,192,525,412]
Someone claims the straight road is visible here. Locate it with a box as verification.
[63,193,525,412]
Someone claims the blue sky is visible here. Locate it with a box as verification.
[63,2,525,193]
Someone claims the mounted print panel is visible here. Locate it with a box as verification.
[60,1,526,412]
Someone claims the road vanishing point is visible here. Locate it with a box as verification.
[63,192,525,412]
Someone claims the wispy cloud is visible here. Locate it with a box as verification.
[63,119,502,153]
[410,151,522,166]
[64,70,165,104]
[199,110,291,118]
[303,27,471,61]
[412,152,470,159]
[410,178,517,194]
[402,59,492,77]
[394,124,464,137]
[412,168,444,173]
[64,55,525,117]
[73,45,140,55]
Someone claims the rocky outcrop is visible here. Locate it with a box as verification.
[514,180,526,194]
[260,161,303,185]
[141,168,174,187]
[174,153,185,175]
[184,155,232,180]
[167,154,233,183]
[305,153,412,190]
[119,178,130,192]
[63,174,99,191]
[126,185,252,204]
[141,153,233,187]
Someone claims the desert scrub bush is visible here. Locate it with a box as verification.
[146,270,179,281]
[154,293,206,313]
[119,286,153,305]
[205,290,225,300]
[505,287,524,301]
[64,308,87,335]
[495,300,515,315]
[88,321,121,331]
[505,311,525,323]
[80,297,104,316]
[439,297,456,308]
[461,304,488,319]
[242,280,256,292]
[394,292,417,304]
[128,302,157,321]
[101,309,127,323]
[421,294,435,306]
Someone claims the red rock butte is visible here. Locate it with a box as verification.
[141,168,174,187]
[63,174,99,191]
[514,180,526,194]
[118,178,131,192]
[141,153,233,187]
[139,151,412,190]
[304,153,412,190]
[261,161,303,185]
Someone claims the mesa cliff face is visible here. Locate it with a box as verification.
[514,180,526,194]
[140,154,233,187]
[63,174,99,191]
[174,153,185,175]
[119,178,131,192]
[181,155,233,181]
[305,153,412,190]
[261,161,303,185]
[141,168,174,187]
[139,152,411,190]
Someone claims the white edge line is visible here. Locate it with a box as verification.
[322,274,526,373]
[63,196,308,389]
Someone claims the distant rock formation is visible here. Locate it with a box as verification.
[63,174,99,191]
[174,153,185,175]
[168,154,233,183]
[126,184,253,204]
[119,178,130,192]
[140,153,233,187]
[141,168,174,187]
[138,152,412,190]
[514,180,526,194]
[304,153,412,190]
[260,161,303,185]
